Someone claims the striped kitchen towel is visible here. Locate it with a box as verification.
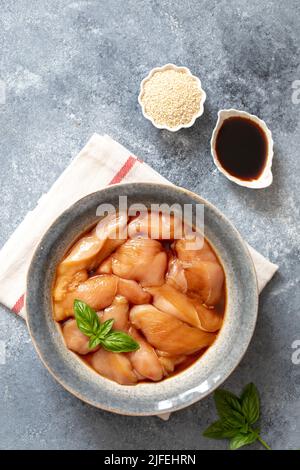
[0,133,278,319]
[0,134,170,319]
[0,134,278,419]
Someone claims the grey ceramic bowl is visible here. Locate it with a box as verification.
[26,183,258,416]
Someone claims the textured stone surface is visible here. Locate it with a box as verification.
[0,0,299,450]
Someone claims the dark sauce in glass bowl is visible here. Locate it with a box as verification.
[215,116,268,181]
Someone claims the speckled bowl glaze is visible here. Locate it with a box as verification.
[26,183,258,416]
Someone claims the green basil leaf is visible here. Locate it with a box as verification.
[214,389,243,421]
[203,420,239,439]
[203,383,271,451]
[88,335,103,350]
[229,431,258,450]
[238,422,250,434]
[241,383,260,425]
[74,299,101,337]
[222,410,247,430]
[101,331,140,353]
[98,318,114,338]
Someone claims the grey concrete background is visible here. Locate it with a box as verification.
[0,0,299,450]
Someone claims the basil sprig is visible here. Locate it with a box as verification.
[73,299,139,353]
[203,383,271,450]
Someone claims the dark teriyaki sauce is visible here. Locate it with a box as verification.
[215,116,268,181]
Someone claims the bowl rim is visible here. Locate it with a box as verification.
[26,182,258,416]
[138,64,207,132]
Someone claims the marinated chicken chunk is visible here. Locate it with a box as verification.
[62,319,99,355]
[53,269,88,303]
[128,327,163,381]
[174,237,224,305]
[175,237,217,263]
[128,211,182,240]
[54,210,225,385]
[60,212,127,273]
[99,295,129,331]
[53,213,127,304]
[53,274,118,321]
[184,261,224,305]
[90,348,138,385]
[130,305,216,355]
[158,355,187,376]
[112,238,167,287]
[96,255,113,274]
[117,278,152,304]
[165,256,187,293]
[190,296,223,332]
[145,284,201,328]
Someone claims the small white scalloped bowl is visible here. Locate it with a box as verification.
[211,109,274,189]
[138,64,206,132]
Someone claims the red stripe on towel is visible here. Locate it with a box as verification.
[12,156,141,316]
[12,294,25,315]
[108,156,138,185]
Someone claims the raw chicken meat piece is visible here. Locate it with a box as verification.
[89,211,128,269]
[53,213,127,304]
[53,274,118,321]
[130,305,216,355]
[62,319,99,355]
[175,237,218,264]
[112,238,167,287]
[54,211,226,385]
[184,261,224,305]
[60,212,127,273]
[90,348,138,385]
[190,295,223,332]
[128,327,163,381]
[145,284,201,328]
[158,355,187,376]
[58,234,104,275]
[99,295,129,331]
[53,269,88,302]
[96,255,113,274]
[128,211,183,240]
[174,237,224,305]
[95,211,128,240]
[117,278,152,304]
[165,256,187,293]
